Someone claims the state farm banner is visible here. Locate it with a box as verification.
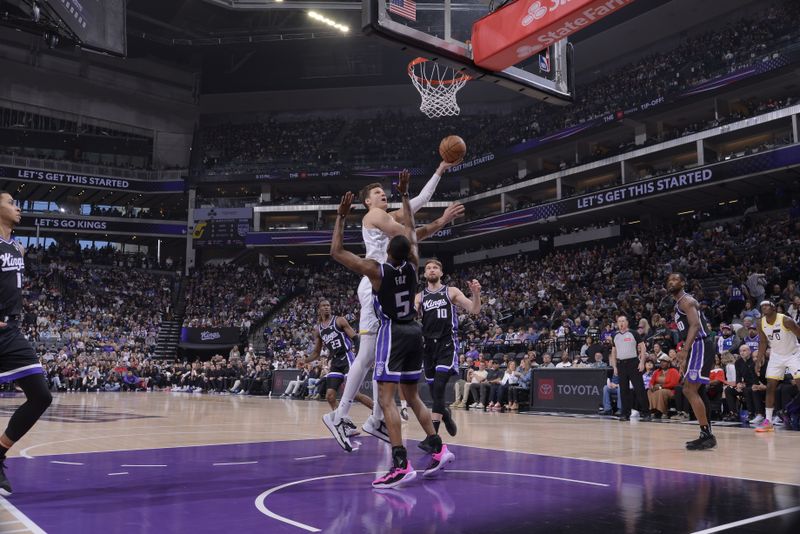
[180,327,241,346]
[473,0,636,71]
[531,368,607,413]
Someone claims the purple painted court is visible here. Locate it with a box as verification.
[5,438,800,533]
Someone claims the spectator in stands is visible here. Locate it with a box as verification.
[467,361,489,410]
[540,353,555,368]
[451,357,473,409]
[486,361,505,411]
[497,361,521,412]
[601,370,620,416]
[647,355,681,419]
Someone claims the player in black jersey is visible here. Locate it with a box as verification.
[0,192,53,495]
[331,171,446,489]
[415,259,481,439]
[667,273,717,450]
[307,299,373,448]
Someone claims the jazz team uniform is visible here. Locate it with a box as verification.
[0,238,44,383]
[318,316,355,390]
[373,261,423,383]
[674,293,715,384]
[761,313,800,380]
[421,286,459,383]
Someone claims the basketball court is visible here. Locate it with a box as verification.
[0,392,797,533]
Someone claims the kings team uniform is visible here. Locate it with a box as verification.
[373,261,423,383]
[761,313,800,380]
[674,293,715,384]
[0,237,44,383]
[318,316,354,389]
[420,285,459,382]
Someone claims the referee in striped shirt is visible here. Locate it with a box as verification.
[610,315,652,422]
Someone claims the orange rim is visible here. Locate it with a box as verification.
[407,57,471,86]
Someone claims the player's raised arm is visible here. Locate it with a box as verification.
[415,202,465,242]
[449,280,482,314]
[393,159,462,217]
[396,170,419,267]
[331,192,381,284]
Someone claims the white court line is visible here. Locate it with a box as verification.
[120,464,167,468]
[4,528,34,533]
[19,430,316,459]
[690,506,800,534]
[107,472,129,476]
[213,461,259,466]
[447,470,609,487]
[293,455,326,461]
[0,496,47,534]
[255,469,608,532]
[451,442,800,488]
[49,461,84,466]
[0,520,22,525]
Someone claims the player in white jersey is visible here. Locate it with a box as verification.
[754,300,800,433]
[323,163,464,452]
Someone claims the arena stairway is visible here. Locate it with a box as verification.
[154,276,187,360]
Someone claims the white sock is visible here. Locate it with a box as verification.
[400,400,408,409]
[372,379,383,421]
[766,407,774,422]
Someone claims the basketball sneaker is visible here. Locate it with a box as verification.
[442,407,457,436]
[400,407,409,421]
[372,462,417,489]
[417,433,443,454]
[755,419,774,433]
[362,414,391,444]
[342,417,361,438]
[0,460,11,496]
[685,432,717,450]
[422,444,455,477]
[322,411,353,452]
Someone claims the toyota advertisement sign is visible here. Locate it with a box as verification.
[532,368,608,413]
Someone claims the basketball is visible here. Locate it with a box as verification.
[439,135,467,163]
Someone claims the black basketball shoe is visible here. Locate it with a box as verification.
[442,408,457,437]
[685,432,717,451]
[0,459,12,496]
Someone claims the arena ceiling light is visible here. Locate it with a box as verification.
[307,10,349,33]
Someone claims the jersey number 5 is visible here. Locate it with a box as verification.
[395,291,411,316]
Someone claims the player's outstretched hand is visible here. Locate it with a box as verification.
[441,202,465,224]
[398,169,411,194]
[437,159,464,174]
[338,191,354,217]
[467,279,481,294]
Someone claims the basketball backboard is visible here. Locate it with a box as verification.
[363,0,574,104]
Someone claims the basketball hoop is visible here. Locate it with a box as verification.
[408,57,471,119]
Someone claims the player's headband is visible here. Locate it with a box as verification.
[759,300,775,308]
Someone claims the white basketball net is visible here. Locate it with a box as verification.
[408,58,471,119]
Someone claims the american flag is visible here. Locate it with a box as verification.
[389,0,416,22]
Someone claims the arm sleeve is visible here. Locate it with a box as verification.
[408,172,442,213]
